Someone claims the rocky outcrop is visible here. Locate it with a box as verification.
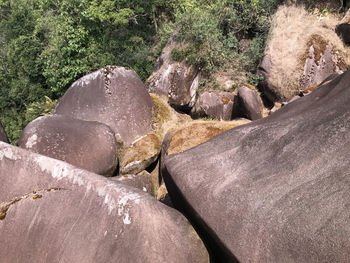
[54,66,153,144]
[336,9,350,45]
[0,122,8,143]
[237,86,264,120]
[192,91,237,121]
[119,133,161,175]
[163,70,350,262]
[18,115,117,176]
[146,34,199,110]
[0,142,209,262]
[260,6,350,102]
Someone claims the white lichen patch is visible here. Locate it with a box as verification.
[25,134,38,149]
[0,147,20,161]
[35,156,84,186]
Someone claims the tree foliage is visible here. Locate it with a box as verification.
[0,0,281,143]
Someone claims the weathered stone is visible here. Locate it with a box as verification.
[119,133,161,175]
[0,143,209,262]
[54,66,153,144]
[164,70,350,262]
[110,173,152,196]
[146,34,199,110]
[237,86,264,121]
[195,91,237,121]
[18,115,117,176]
[302,35,342,89]
[336,9,350,45]
[0,122,8,143]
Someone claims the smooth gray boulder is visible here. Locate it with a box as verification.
[195,91,237,121]
[0,122,8,143]
[18,115,117,176]
[54,66,154,144]
[0,142,209,263]
[164,70,350,262]
[237,86,263,121]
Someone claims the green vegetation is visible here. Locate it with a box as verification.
[0,0,281,143]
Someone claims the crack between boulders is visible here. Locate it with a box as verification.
[0,187,65,221]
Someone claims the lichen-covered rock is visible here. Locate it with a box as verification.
[18,115,117,176]
[336,9,350,45]
[0,142,209,262]
[237,86,264,121]
[164,70,350,262]
[193,91,237,121]
[146,33,199,110]
[260,6,350,102]
[54,66,153,144]
[119,133,161,175]
[150,93,191,138]
[0,122,8,143]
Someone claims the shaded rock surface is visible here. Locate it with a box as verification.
[237,86,264,120]
[0,142,209,263]
[336,9,350,45]
[54,66,153,144]
[0,122,8,143]
[164,70,350,262]
[18,115,117,176]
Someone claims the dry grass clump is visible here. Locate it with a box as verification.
[168,119,250,155]
[266,5,350,100]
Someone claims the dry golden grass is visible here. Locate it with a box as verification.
[168,119,251,155]
[266,5,350,100]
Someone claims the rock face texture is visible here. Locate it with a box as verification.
[260,6,350,102]
[336,9,350,45]
[194,91,236,121]
[18,115,117,176]
[0,122,8,143]
[237,86,264,120]
[146,33,199,110]
[0,143,209,263]
[54,66,153,144]
[164,70,350,262]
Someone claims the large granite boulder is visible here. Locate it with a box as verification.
[54,66,153,144]
[164,70,350,262]
[336,9,350,45]
[0,142,209,262]
[259,5,349,102]
[192,91,237,121]
[0,122,8,143]
[146,33,199,110]
[237,86,264,121]
[18,115,117,176]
